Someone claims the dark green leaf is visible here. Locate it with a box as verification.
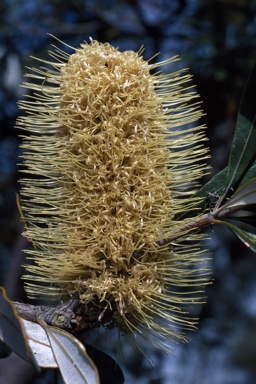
[188,168,228,215]
[38,318,100,384]
[85,343,125,384]
[226,64,256,191]
[194,66,256,210]
[195,168,227,200]
[238,160,256,187]
[214,220,256,253]
[0,287,40,371]
[218,178,256,211]
[0,340,12,358]
[22,319,57,367]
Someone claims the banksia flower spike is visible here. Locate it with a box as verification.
[17,37,210,353]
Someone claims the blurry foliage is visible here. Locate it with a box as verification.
[0,0,256,383]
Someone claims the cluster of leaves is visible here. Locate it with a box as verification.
[194,63,256,252]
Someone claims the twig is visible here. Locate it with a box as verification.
[157,212,213,247]
[14,297,114,333]
[156,203,243,247]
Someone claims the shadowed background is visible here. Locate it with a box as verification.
[0,0,256,383]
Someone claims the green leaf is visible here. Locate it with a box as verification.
[176,167,228,221]
[218,178,256,211]
[22,319,57,368]
[238,160,256,188]
[194,66,256,211]
[0,340,12,358]
[0,287,40,371]
[38,318,100,384]
[215,220,256,253]
[188,168,228,216]
[85,343,125,384]
[195,167,227,201]
[225,64,256,191]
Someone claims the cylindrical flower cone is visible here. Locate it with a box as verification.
[17,37,210,353]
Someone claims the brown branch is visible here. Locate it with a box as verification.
[156,202,246,247]
[14,298,78,328]
[14,297,114,333]
[156,212,214,247]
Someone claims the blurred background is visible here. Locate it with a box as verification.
[1,0,256,383]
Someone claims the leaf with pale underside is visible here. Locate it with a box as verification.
[0,287,39,371]
[22,318,57,367]
[214,220,256,253]
[38,318,100,384]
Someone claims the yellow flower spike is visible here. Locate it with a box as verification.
[17,36,210,353]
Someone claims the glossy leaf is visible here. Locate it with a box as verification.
[195,168,227,200]
[22,319,57,367]
[218,178,256,211]
[238,160,256,188]
[38,318,100,384]
[215,220,256,253]
[195,66,256,209]
[188,168,228,216]
[225,64,256,191]
[0,287,39,371]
